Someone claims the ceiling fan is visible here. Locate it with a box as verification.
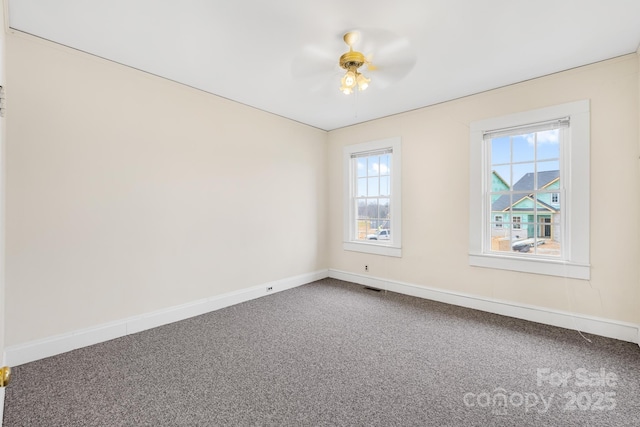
[338,31,373,95]
[291,28,417,95]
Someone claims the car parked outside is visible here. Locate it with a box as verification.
[367,229,391,240]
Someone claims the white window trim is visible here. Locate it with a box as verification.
[469,100,590,280]
[343,137,402,257]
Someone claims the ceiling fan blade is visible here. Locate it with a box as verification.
[372,60,418,88]
[364,53,377,71]
[355,27,417,88]
[359,28,411,55]
[291,44,340,80]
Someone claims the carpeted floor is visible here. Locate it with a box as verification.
[3,278,640,426]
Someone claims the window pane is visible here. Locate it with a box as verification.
[368,156,380,176]
[357,158,367,177]
[380,154,391,176]
[491,136,510,165]
[536,129,560,160]
[492,165,511,189]
[356,200,367,240]
[367,177,379,197]
[379,198,390,223]
[538,160,559,172]
[491,227,513,253]
[357,220,370,240]
[537,161,560,189]
[510,192,531,210]
[356,201,367,219]
[357,178,367,197]
[380,176,390,196]
[535,223,561,257]
[512,134,535,162]
[367,199,378,221]
[512,163,535,190]
[491,193,510,213]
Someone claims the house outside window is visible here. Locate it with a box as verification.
[489,124,562,257]
[469,101,590,279]
[343,137,402,257]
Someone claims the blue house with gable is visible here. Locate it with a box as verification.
[490,170,561,243]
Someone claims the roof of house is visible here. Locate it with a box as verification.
[492,170,559,212]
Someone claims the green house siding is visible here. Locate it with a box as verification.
[546,181,560,190]
[492,212,555,238]
[492,196,557,237]
[490,170,561,242]
[491,172,509,203]
[538,181,560,207]
[512,197,535,210]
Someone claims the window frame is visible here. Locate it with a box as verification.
[469,100,590,280]
[343,137,402,257]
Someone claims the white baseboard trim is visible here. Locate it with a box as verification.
[5,269,329,367]
[5,268,636,368]
[0,387,4,426]
[0,353,5,425]
[329,269,639,344]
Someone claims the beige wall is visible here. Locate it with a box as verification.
[328,54,640,324]
[0,4,6,359]
[5,32,327,345]
[5,29,640,349]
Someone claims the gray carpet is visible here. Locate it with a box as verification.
[3,278,640,426]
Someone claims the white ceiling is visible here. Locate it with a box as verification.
[8,0,640,131]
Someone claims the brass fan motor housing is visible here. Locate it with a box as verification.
[339,50,365,70]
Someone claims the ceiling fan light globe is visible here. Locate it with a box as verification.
[339,82,353,94]
[343,70,357,88]
[357,74,370,91]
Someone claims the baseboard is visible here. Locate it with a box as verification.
[4,269,329,367]
[5,268,636,368]
[0,352,5,424]
[329,269,639,344]
[0,387,4,426]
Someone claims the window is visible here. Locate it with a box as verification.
[344,137,402,257]
[512,216,521,230]
[469,101,590,279]
[494,215,503,228]
[490,121,562,256]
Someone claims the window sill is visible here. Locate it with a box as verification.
[469,253,590,280]
[344,241,402,257]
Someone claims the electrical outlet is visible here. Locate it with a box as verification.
[365,265,369,272]
[266,286,273,292]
